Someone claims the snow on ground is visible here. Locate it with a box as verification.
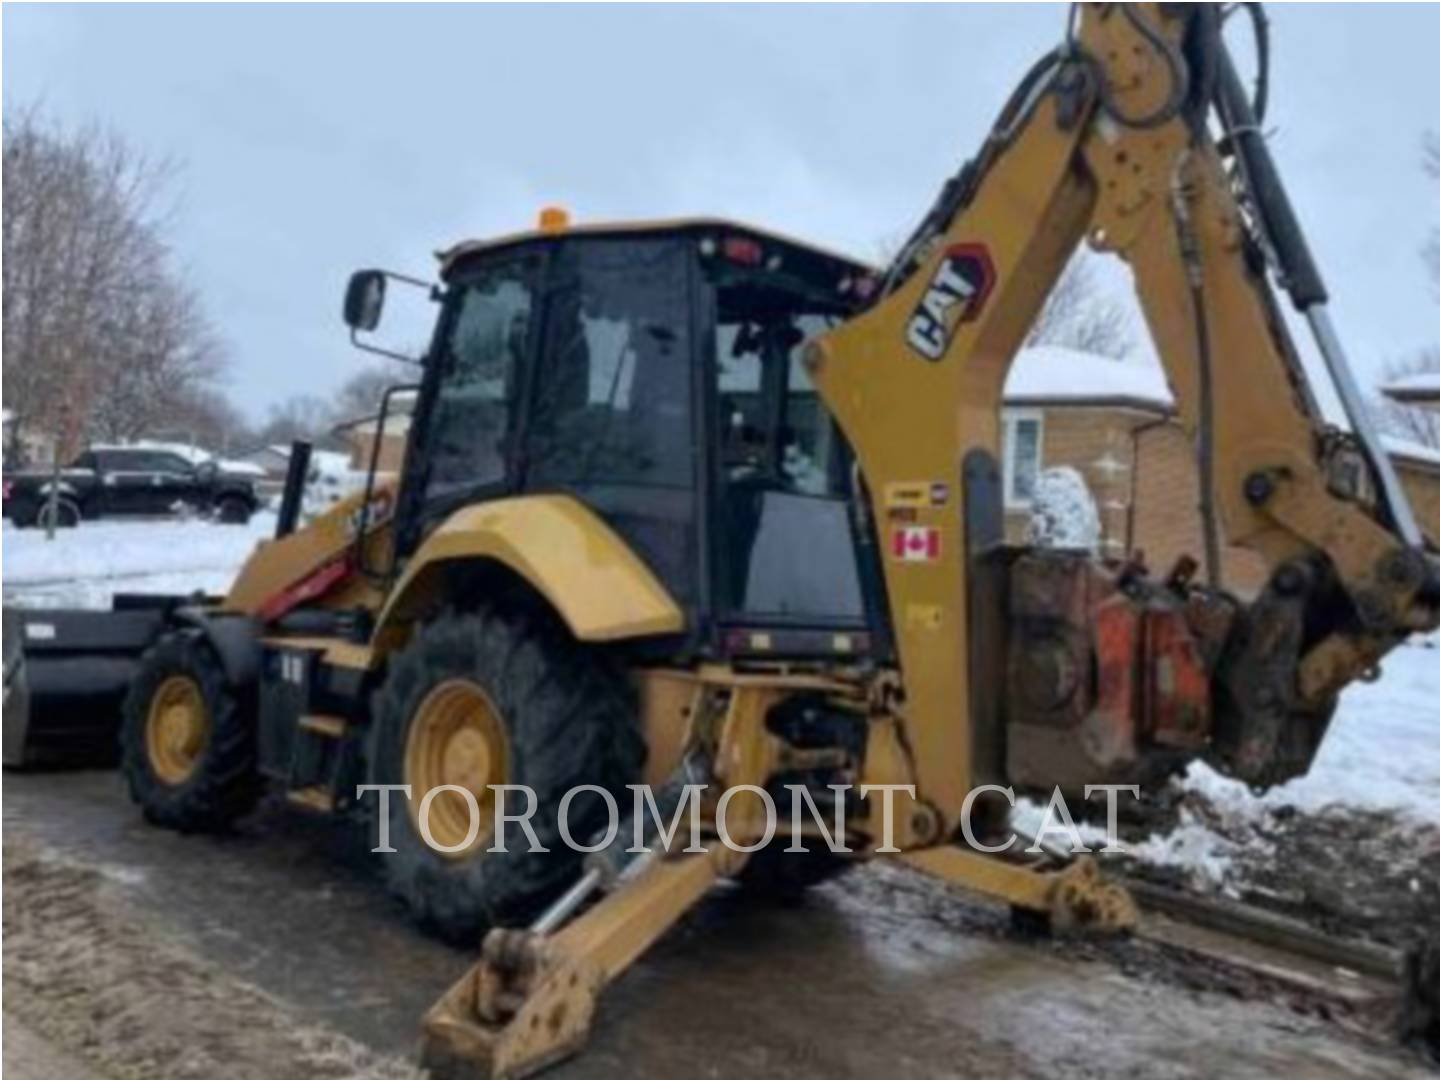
[2,514,275,608]
[303,451,367,521]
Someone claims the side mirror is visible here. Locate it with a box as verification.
[343,270,387,332]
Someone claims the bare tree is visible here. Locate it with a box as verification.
[167,386,254,457]
[1026,252,1134,359]
[1425,132,1439,301]
[2,108,226,461]
[258,393,341,448]
[1378,350,1440,449]
[332,360,414,424]
[87,275,226,443]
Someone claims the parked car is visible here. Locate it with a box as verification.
[2,446,260,528]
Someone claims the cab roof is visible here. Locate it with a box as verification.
[436,217,873,278]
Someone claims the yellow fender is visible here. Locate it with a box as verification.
[375,495,684,643]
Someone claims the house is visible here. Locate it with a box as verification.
[332,389,417,474]
[1381,435,1440,534]
[234,444,294,480]
[333,411,412,474]
[229,444,297,503]
[1383,371,1440,408]
[1001,346,1440,595]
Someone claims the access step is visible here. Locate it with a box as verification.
[286,786,336,814]
[298,713,348,738]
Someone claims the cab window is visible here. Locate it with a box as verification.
[529,238,692,490]
[716,311,843,496]
[423,257,535,504]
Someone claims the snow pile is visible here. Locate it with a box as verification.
[302,450,367,522]
[1124,815,1244,888]
[3,514,275,608]
[1026,466,1100,552]
[1012,791,1239,889]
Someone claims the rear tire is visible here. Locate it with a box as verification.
[738,845,851,902]
[121,630,260,831]
[7,499,38,528]
[369,608,642,943]
[215,495,252,525]
[737,776,854,901]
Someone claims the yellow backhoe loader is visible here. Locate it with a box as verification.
[5,4,1437,1077]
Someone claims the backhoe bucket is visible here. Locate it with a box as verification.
[2,600,173,768]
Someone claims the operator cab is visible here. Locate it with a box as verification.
[351,217,885,661]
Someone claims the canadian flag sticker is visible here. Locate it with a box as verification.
[891,525,941,563]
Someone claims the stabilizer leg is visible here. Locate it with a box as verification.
[421,849,723,1079]
[899,846,1138,933]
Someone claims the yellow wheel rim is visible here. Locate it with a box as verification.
[404,678,510,858]
[146,675,209,785]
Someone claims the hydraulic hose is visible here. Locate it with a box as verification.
[1170,153,1224,590]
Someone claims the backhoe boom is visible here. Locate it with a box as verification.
[811,2,1438,807]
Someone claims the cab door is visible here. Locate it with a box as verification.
[397,250,540,550]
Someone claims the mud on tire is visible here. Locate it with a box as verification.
[121,630,261,831]
[369,608,643,944]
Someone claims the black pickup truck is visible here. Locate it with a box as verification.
[2,446,260,528]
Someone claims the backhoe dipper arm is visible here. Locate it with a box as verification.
[810,3,1439,818]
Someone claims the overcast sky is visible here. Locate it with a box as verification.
[5,3,1437,423]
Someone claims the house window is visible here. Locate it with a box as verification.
[1003,409,1044,508]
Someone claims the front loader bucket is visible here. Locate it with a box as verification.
[3,601,172,768]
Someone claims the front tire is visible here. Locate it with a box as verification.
[370,608,642,943]
[121,631,260,830]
